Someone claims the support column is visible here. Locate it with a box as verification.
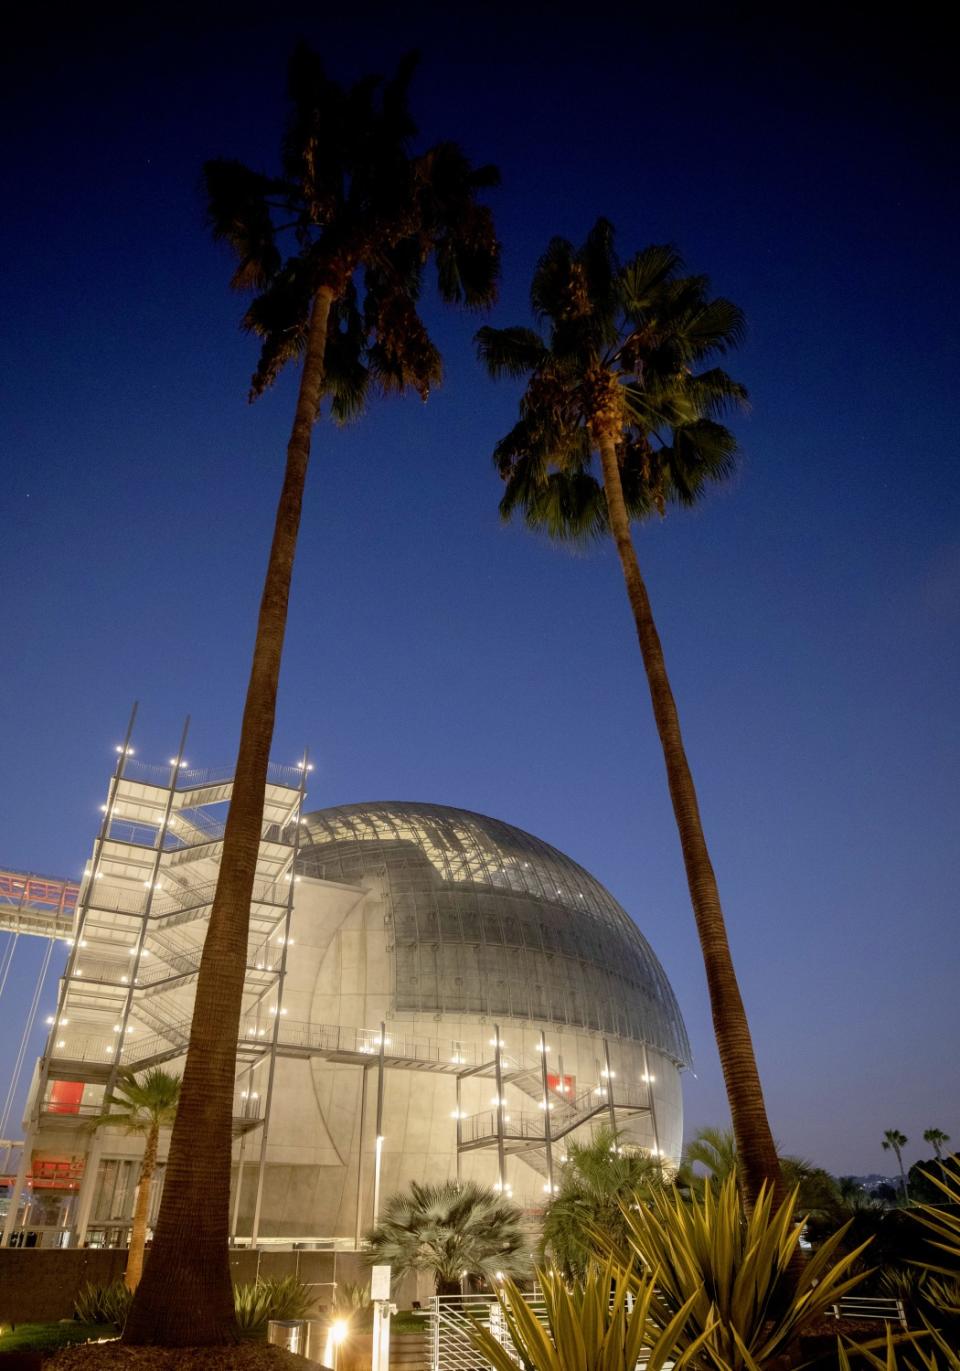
[602,1039,618,1138]
[231,1134,248,1243]
[372,1023,386,1227]
[538,1030,554,1194]
[106,718,190,1100]
[640,1041,662,1163]
[493,1024,506,1193]
[0,1135,31,1247]
[354,1064,369,1248]
[455,1074,463,1185]
[73,1134,103,1247]
[251,752,308,1245]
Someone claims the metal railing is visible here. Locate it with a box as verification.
[119,759,303,793]
[429,1292,547,1371]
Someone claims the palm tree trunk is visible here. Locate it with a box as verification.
[124,286,334,1345]
[898,1154,909,1204]
[125,1124,159,1292]
[595,432,784,1211]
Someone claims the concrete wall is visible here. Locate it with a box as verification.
[0,1248,420,1324]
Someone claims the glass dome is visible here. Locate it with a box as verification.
[297,801,690,1066]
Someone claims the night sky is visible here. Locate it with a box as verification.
[2,4,957,1178]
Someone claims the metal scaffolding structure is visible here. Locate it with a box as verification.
[0,707,306,1247]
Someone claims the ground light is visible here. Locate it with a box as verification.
[323,1316,349,1370]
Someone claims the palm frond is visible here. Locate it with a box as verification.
[475,325,547,379]
[203,159,284,291]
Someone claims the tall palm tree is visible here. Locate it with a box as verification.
[882,1128,910,1203]
[924,1127,951,1161]
[476,221,783,1210]
[88,1069,180,1292]
[540,1126,664,1278]
[124,48,498,1347]
[366,1180,526,1294]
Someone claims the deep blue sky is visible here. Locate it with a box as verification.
[1,4,958,1176]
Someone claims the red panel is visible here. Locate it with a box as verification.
[48,1081,84,1114]
[547,1072,576,1098]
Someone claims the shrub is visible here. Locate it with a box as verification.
[233,1275,313,1338]
[73,1280,132,1327]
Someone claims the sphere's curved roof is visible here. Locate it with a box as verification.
[298,801,690,1066]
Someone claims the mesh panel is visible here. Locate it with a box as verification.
[297,801,690,1064]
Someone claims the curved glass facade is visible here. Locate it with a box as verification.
[298,801,690,1066]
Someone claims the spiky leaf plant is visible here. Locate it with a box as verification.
[469,1261,714,1371]
[613,1173,872,1369]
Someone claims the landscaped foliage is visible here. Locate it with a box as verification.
[366,1179,526,1293]
[232,1275,313,1338]
[470,1261,713,1371]
[123,45,499,1347]
[477,220,783,1212]
[539,1126,664,1278]
[614,1173,872,1369]
[73,1279,133,1326]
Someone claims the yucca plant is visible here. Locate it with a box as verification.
[613,1173,872,1369]
[73,1279,133,1327]
[233,1275,313,1338]
[839,1323,958,1370]
[469,1261,714,1371]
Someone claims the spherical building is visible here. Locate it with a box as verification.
[7,775,690,1254]
[241,801,690,1239]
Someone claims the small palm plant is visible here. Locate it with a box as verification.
[539,1127,664,1278]
[366,1180,526,1294]
[883,1129,911,1203]
[88,1068,180,1292]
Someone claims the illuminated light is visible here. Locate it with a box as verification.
[79,940,87,948]
[95,872,104,879]
[120,976,128,984]
[125,1026,134,1034]
[57,1039,66,1048]
[256,963,264,971]
[495,1272,504,1282]
[489,1037,505,1048]
[241,1091,248,1099]
[280,1007,288,1015]
[45,1016,55,1025]
[258,1029,266,1037]
[113,1026,121,1033]
[75,968,83,977]
[100,804,108,813]
[450,1110,463,1120]
[330,1320,348,1345]
[59,1019,69,1027]
[63,938,73,946]
[129,948,137,955]
[542,1183,552,1193]
[105,1046,115,1054]
[490,1096,502,1107]
[250,1091,259,1100]
[141,950,150,958]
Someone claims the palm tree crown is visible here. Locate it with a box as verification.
[206,45,499,413]
[924,1127,951,1161]
[475,218,745,539]
[90,1068,181,1134]
[366,1180,526,1294]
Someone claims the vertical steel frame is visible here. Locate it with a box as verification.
[493,1023,506,1193]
